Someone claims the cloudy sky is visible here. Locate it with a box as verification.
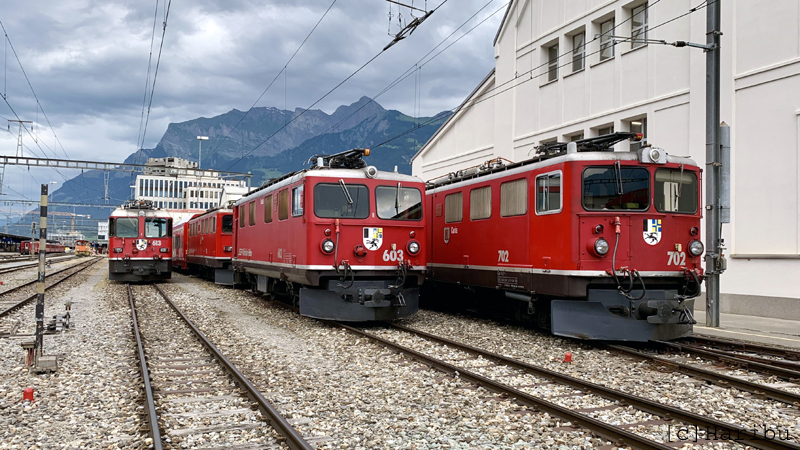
[0,0,507,203]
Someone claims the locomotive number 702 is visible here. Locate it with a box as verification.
[667,251,686,266]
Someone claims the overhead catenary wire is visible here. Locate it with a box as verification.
[202,0,340,164]
[372,0,714,150]
[137,0,172,157]
[280,0,504,158]
[135,0,162,166]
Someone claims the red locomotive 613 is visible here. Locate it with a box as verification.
[108,200,173,282]
[425,133,704,341]
[232,148,426,321]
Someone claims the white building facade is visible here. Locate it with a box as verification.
[134,157,249,223]
[412,0,800,315]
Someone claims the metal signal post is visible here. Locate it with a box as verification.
[34,184,48,363]
[705,1,723,327]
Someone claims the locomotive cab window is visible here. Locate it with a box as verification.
[376,185,422,220]
[292,185,304,217]
[444,192,463,223]
[145,218,171,238]
[469,186,491,220]
[115,218,139,238]
[655,168,698,213]
[583,165,650,211]
[314,183,369,219]
[222,214,233,233]
[536,172,562,215]
[501,179,528,217]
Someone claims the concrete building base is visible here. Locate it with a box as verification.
[694,293,800,322]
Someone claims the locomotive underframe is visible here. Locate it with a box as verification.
[428,266,697,341]
[109,259,172,282]
[235,260,423,321]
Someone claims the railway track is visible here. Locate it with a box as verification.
[336,321,800,450]
[129,283,312,450]
[0,255,78,275]
[0,257,102,321]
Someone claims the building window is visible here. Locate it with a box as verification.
[600,18,615,61]
[631,3,648,49]
[536,172,562,215]
[292,185,304,217]
[570,133,584,142]
[597,125,614,136]
[629,118,648,151]
[278,189,290,220]
[264,195,273,223]
[501,179,528,217]
[469,186,491,220]
[572,32,585,72]
[547,44,559,82]
[444,192,463,223]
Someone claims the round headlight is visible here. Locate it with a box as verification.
[594,238,609,256]
[321,239,335,254]
[407,241,420,255]
[689,240,704,257]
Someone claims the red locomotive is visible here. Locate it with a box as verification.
[172,219,190,271]
[232,148,426,321]
[20,241,66,254]
[184,209,236,284]
[425,133,704,341]
[108,200,173,282]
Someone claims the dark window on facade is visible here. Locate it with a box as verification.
[583,166,650,210]
[376,186,423,220]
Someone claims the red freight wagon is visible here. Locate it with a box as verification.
[232,148,426,321]
[425,133,704,341]
[108,200,173,282]
[185,209,236,284]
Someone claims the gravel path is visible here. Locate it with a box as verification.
[0,263,143,449]
[158,274,623,449]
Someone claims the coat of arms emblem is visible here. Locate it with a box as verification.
[363,227,383,251]
[135,239,148,251]
[643,219,662,245]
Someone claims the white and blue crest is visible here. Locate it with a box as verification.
[643,219,662,245]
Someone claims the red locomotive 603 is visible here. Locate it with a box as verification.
[232,148,426,321]
[108,200,173,282]
[425,133,704,341]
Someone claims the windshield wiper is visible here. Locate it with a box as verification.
[395,182,401,214]
[339,179,353,205]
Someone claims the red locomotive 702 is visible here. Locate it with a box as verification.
[108,200,173,282]
[232,148,426,321]
[425,133,704,341]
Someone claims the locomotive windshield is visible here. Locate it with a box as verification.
[221,214,233,233]
[654,168,698,213]
[145,218,171,238]
[113,218,139,238]
[582,166,650,211]
[376,186,423,220]
[314,183,369,218]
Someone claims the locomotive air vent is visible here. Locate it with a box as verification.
[365,166,379,178]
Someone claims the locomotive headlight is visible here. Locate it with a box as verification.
[407,241,420,255]
[160,247,169,253]
[113,247,123,253]
[321,239,335,254]
[223,246,233,252]
[594,238,610,256]
[689,240,704,257]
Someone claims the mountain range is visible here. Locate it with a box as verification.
[46,96,450,224]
